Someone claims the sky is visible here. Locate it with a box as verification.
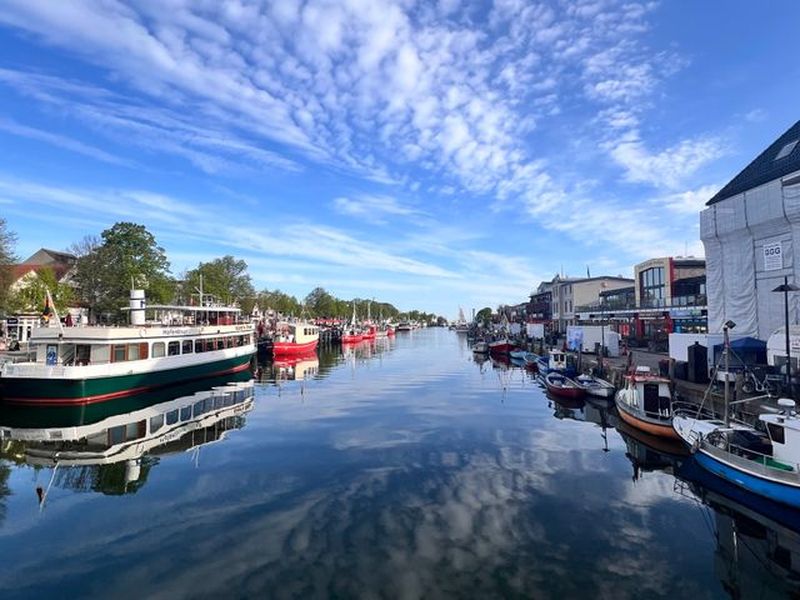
[0,1,798,318]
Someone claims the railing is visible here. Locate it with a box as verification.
[702,436,800,483]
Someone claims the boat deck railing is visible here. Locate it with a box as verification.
[702,437,800,484]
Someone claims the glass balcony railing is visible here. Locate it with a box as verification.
[574,294,706,313]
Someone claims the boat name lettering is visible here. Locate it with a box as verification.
[161,328,202,336]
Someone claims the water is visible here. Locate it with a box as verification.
[1,329,798,598]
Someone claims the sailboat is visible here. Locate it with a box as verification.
[454,307,469,333]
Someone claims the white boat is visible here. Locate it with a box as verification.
[614,366,678,439]
[673,398,800,508]
[0,289,255,406]
[472,341,489,354]
[575,374,616,398]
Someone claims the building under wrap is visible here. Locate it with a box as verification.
[701,120,800,339]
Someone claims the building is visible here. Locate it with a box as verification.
[574,257,707,341]
[528,281,553,323]
[1,248,84,345]
[548,275,633,332]
[701,120,800,340]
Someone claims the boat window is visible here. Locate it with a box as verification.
[150,414,164,433]
[108,425,125,445]
[127,343,141,361]
[127,420,145,440]
[214,394,225,409]
[768,422,786,444]
[193,399,206,417]
[113,345,127,363]
[182,340,193,354]
[168,341,180,356]
[195,339,204,353]
[152,342,166,358]
[75,344,91,366]
[166,409,179,425]
[180,405,192,421]
[92,345,111,364]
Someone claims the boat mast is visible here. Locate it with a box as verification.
[723,321,732,428]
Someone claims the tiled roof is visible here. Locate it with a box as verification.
[707,120,800,205]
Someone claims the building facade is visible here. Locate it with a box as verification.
[549,275,633,332]
[701,120,800,340]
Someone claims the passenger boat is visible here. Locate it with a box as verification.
[0,290,255,406]
[272,321,319,356]
[614,367,678,439]
[673,398,800,509]
[575,374,616,398]
[544,372,585,399]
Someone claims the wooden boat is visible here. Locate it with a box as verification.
[614,367,678,439]
[537,349,577,377]
[0,289,255,406]
[544,372,585,399]
[575,374,616,398]
[272,322,319,356]
[673,398,800,509]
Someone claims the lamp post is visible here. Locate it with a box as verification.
[773,276,799,396]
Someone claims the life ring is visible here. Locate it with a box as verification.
[138,328,146,338]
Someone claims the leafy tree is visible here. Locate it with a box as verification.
[9,266,74,314]
[73,222,171,321]
[476,307,492,323]
[304,287,337,317]
[257,289,302,316]
[0,218,17,316]
[185,256,255,306]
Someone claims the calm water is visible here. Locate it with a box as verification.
[1,329,798,599]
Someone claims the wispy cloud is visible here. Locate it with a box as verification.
[332,195,424,224]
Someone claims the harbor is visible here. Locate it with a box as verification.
[2,328,797,598]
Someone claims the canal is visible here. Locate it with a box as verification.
[0,328,796,598]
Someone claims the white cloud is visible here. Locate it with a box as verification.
[332,194,424,224]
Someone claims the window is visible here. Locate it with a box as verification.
[166,409,179,425]
[775,139,798,161]
[193,399,206,418]
[195,339,205,353]
[182,340,193,354]
[168,341,180,356]
[150,414,164,433]
[127,343,141,361]
[113,345,127,363]
[768,422,786,444]
[152,342,165,358]
[180,405,192,421]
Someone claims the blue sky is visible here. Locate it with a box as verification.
[0,1,798,317]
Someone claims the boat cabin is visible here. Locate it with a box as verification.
[275,322,319,344]
[760,399,800,469]
[548,350,576,372]
[623,367,673,418]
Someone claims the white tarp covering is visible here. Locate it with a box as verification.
[526,323,544,339]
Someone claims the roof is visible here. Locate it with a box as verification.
[707,120,800,206]
[11,263,73,283]
[600,285,634,297]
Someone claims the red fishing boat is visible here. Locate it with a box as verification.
[544,372,586,399]
[272,322,319,357]
[488,339,516,355]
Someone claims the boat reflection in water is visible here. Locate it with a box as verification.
[676,457,800,598]
[0,373,255,497]
[257,352,320,383]
[615,418,688,482]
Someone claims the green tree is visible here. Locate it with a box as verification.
[257,289,302,316]
[0,218,17,316]
[476,307,492,323]
[304,287,336,316]
[185,256,255,306]
[9,266,74,314]
[73,223,172,320]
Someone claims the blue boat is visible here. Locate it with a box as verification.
[673,398,800,509]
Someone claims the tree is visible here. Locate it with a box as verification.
[304,287,336,316]
[257,289,302,316]
[184,256,255,307]
[476,307,492,324]
[9,266,74,314]
[73,223,172,321]
[0,218,17,316]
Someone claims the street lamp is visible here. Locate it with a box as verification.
[773,276,800,396]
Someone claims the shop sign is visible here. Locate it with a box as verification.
[764,242,783,271]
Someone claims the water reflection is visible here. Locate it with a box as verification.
[0,374,255,499]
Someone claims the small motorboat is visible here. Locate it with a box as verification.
[615,367,678,439]
[575,374,616,398]
[544,372,586,399]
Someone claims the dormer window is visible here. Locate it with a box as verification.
[775,139,798,161]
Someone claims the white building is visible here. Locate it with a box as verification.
[701,120,800,340]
